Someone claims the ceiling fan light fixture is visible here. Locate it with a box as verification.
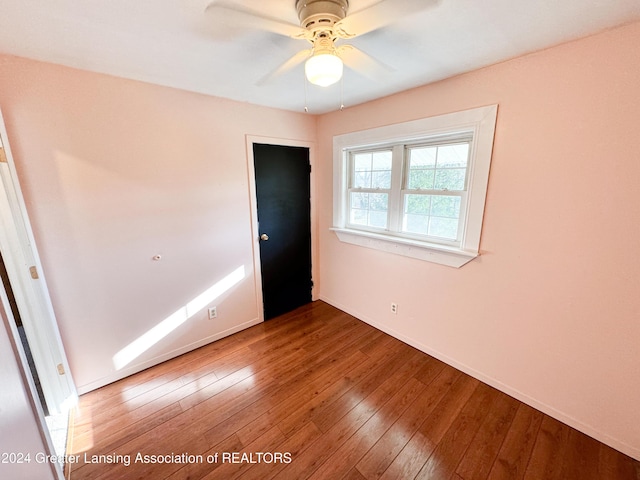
[305,52,343,87]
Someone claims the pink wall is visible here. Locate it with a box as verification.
[317,22,640,459]
[0,55,316,393]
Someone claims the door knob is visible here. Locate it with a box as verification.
[260,234,269,241]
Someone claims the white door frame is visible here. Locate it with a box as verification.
[0,108,77,415]
[245,135,318,322]
[1,285,64,479]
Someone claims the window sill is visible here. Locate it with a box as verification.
[330,227,478,268]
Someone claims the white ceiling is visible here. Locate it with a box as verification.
[1,0,639,114]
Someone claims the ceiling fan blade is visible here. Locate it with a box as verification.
[338,45,393,81]
[204,1,306,38]
[335,0,440,37]
[256,49,312,86]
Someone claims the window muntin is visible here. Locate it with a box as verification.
[346,139,471,246]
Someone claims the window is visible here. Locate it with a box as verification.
[348,149,393,229]
[346,137,472,246]
[332,105,498,268]
[403,142,469,240]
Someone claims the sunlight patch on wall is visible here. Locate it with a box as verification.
[112,266,245,371]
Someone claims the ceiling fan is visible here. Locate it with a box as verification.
[205,0,438,87]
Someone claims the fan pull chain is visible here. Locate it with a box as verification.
[340,74,345,111]
[304,70,309,113]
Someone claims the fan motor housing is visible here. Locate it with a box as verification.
[295,0,349,30]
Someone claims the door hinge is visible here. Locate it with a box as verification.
[57,363,65,375]
[29,266,39,279]
[0,147,7,163]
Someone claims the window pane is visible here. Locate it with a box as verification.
[372,170,391,189]
[405,194,430,215]
[369,211,388,228]
[437,144,469,168]
[428,216,459,240]
[409,147,437,167]
[369,193,388,211]
[354,153,371,171]
[407,147,436,190]
[353,171,371,188]
[402,194,461,240]
[352,150,392,189]
[408,169,435,189]
[350,192,369,209]
[372,151,392,170]
[349,192,388,229]
[434,168,466,190]
[430,196,460,218]
[408,143,469,192]
[350,208,368,226]
[403,213,429,235]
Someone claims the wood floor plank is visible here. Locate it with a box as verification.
[73,369,280,479]
[65,301,640,480]
[177,337,308,412]
[310,344,425,433]
[237,422,322,480]
[377,371,478,480]
[308,377,427,479]
[70,402,183,460]
[486,403,544,480]
[76,316,318,446]
[276,336,405,438]
[558,428,603,480]
[415,383,498,479]
[272,350,427,479]
[376,431,435,480]
[456,390,519,480]
[417,372,480,445]
[456,389,520,480]
[75,331,243,408]
[90,339,228,408]
[522,415,571,480]
[598,443,640,480]
[356,365,461,480]
[343,468,368,480]
[358,330,396,356]
[201,425,286,480]
[412,355,447,386]
[214,322,381,449]
[71,367,220,448]
[162,432,245,480]
[203,349,370,448]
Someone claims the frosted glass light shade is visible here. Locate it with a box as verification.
[305,53,343,87]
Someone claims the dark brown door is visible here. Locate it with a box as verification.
[253,143,312,320]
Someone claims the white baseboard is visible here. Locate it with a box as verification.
[76,317,262,395]
[319,295,640,461]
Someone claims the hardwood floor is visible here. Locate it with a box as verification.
[65,301,639,479]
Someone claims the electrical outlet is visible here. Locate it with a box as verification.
[208,307,217,319]
[391,303,398,314]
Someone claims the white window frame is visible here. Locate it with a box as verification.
[332,105,498,268]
